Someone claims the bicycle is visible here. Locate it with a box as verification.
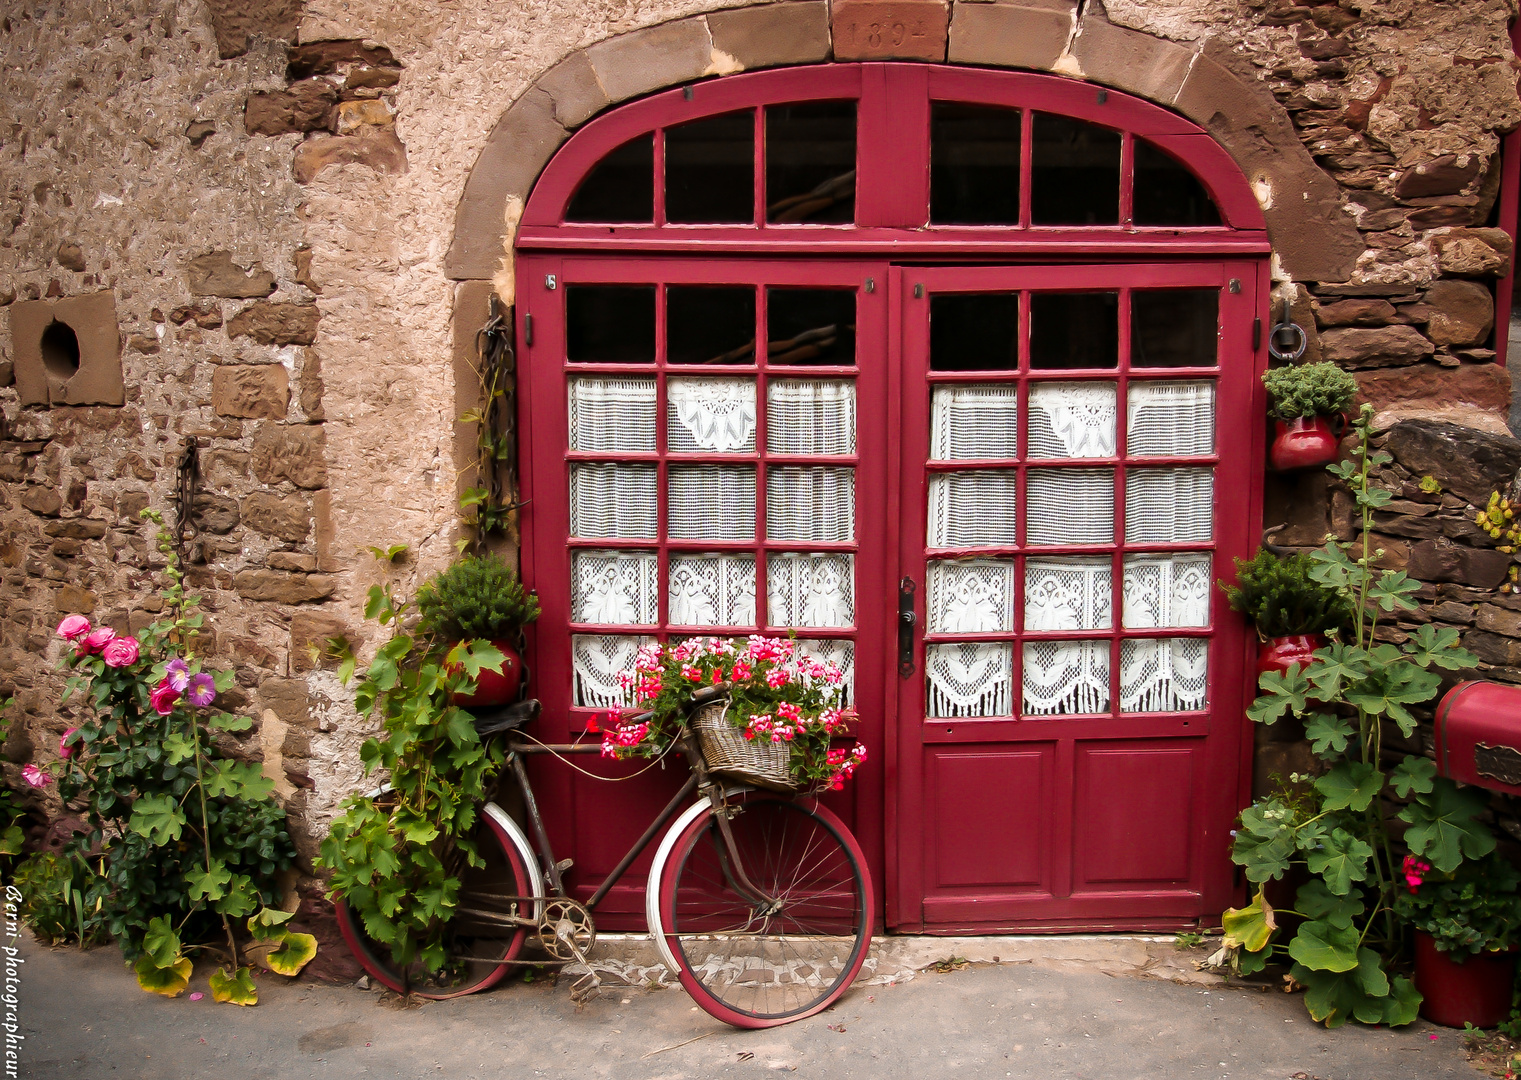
[333,683,875,1028]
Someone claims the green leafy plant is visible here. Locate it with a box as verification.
[13,850,105,946]
[1217,405,1492,1028]
[1222,549,1355,638]
[1263,361,1360,420]
[49,511,313,1002]
[1394,852,1521,958]
[317,581,509,980]
[415,552,539,642]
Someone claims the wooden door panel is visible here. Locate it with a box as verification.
[924,745,1054,892]
[1070,742,1198,890]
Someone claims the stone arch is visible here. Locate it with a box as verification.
[444,1,1362,289]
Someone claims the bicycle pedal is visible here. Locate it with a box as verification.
[554,858,574,874]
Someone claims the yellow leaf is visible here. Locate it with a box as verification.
[134,954,192,997]
[1221,888,1277,953]
[263,932,318,977]
[209,966,259,1006]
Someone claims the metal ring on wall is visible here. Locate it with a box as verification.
[1268,322,1308,362]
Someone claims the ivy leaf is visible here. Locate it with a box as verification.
[1367,571,1421,612]
[1389,756,1436,799]
[1402,624,1479,671]
[1221,889,1276,953]
[1295,879,1364,931]
[1305,828,1375,896]
[209,966,259,1006]
[1287,919,1361,973]
[1399,779,1497,872]
[1314,762,1384,813]
[1304,712,1355,758]
[134,953,192,997]
[0,825,22,857]
[186,859,232,903]
[128,794,186,846]
[142,915,182,969]
[363,585,388,621]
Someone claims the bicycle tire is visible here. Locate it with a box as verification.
[334,803,534,999]
[657,792,873,1028]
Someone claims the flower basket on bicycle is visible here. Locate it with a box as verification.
[688,698,799,792]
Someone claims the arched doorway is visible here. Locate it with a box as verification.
[513,63,1268,933]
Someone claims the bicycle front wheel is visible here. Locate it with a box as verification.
[657,792,873,1028]
[334,804,534,1000]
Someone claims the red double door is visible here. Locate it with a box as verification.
[518,254,1263,932]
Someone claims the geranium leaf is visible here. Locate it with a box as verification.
[247,907,296,942]
[263,932,318,976]
[209,966,259,1006]
[1305,828,1374,896]
[1221,889,1276,953]
[1314,762,1383,813]
[128,794,186,846]
[134,954,192,997]
[1287,919,1360,973]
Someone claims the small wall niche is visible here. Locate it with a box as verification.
[7,291,125,406]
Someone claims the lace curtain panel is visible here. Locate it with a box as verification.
[1027,382,1117,459]
[767,467,855,542]
[768,379,856,455]
[668,465,757,540]
[1023,640,1110,715]
[572,634,655,707]
[768,553,854,627]
[1026,468,1115,545]
[930,385,1019,461]
[669,553,756,626]
[1122,554,1211,629]
[1025,557,1112,630]
[1125,468,1213,543]
[572,550,659,625]
[568,378,656,453]
[928,559,1015,633]
[927,470,1019,547]
[927,642,1013,717]
[1128,381,1215,457]
[571,463,658,539]
[1120,638,1208,712]
[667,377,757,453]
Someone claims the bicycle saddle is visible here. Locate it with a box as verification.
[467,697,541,736]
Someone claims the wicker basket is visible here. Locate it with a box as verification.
[690,700,802,792]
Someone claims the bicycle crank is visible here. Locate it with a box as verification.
[536,898,601,1001]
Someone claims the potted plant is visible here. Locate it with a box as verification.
[416,552,540,708]
[599,636,865,793]
[1221,548,1354,677]
[1395,852,1521,1029]
[1263,361,1360,471]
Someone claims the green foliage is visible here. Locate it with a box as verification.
[1263,361,1360,420]
[317,582,509,983]
[13,851,105,946]
[1394,852,1521,957]
[1222,549,1355,637]
[1218,406,1491,1028]
[414,553,540,641]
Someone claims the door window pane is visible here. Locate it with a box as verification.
[927,471,1019,547]
[1122,554,1211,629]
[1125,468,1213,543]
[767,466,855,542]
[1024,640,1109,715]
[1024,557,1112,631]
[571,463,658,539]
[1027,382,1117,459]
[768,553,854,628]
[668,552,757,627]
[767,289,857,366]
[567,286,656,364]
[573,634,656,707]
[668,465,756,539]
[667,377,757,453]
[768,379,856,455]
[572,550,659,625]
[930,293,1019,371]
[766,101,856,224]
[931,385,1018,461]
[668,286,756,365]
[565,134,654,223]
[1127,382,1215,457]
[1031,113,1120,225]
[568,377,655,453]
[928,642,1014,718]
[1026,468,1115,546]
[1120,638,1207,712]
[665,110,755,224]
[795,639,855,706]
[928,558,1015,633]
[1134,139,1221,227]
[1131,290,1218,368]
[1030,292,1118,369]
[931,103,1021,225]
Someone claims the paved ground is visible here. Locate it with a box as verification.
[18,938,1476,1080]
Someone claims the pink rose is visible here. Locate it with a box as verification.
[59,728,79,759]
[56,615,91,641]
[21,763,50,788]
[101,636,140,669]
[149,679,181,716]
[80,627,117,655]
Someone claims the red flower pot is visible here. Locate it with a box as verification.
[448,639,523,708]
[1414,930,1520,1029]
[1257,634,1325,680]
[1270,415,1343,472]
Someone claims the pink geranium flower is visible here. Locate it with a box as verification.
[102,636,140,668]
[79,627,117,655]
[1402,854,1431,893]
[150,679,181,716]
[21,763,50,788]
[56,615,91,641]
[59,728,79,759]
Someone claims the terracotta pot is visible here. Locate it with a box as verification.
[1414,930,1520,1029]
[1270,415,1343,471]
[1257,634,1325,679]
[448,639,523,708]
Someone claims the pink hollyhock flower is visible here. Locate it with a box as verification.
[80,627,117,655]
[150,679,181,716]
[164,658,191,692]
[56,614,91,641]
[21,764,50,788]
[102,635,140,668]
[59,728,79,759]
[185,672,216,708]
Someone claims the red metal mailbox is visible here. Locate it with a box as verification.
[1434,681,1521,797]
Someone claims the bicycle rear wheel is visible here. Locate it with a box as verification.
[334,804,534,999]
[657,792,873,1028]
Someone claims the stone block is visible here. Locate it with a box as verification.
[234,570,336,604]
[1357,362,1511,426]
[532,52,608,131]
[1464,629,1521,667]
[444,91,565,280]
[7,291,125,407]
[291,130,408,184]
[43,519,107,540]
[185,252,277,299]
[833,0,949,61]
[313,488,339,571]
[202,0,301,58]
[212,364,289,420]
[1397,154,1485,200]
[335,99,392,135]
[252,424,327,490]
[1476,605,1521,637]
[1433,601,1477,625]
[192,493,241,535]
[291,609,355,673]
[1318,325,1433,368]
[55,242,86,273]
[1068,9,1193,104]
[1314,298,1397,328]
[268,552,317,572]
[1382,419,1521,507]
[1422,279,1494,348]
[1433,228,1513,278]
[21,487,61,517]
[709,2,831,71]
[245,79,338,137]
[241,491,310,541]
[53,584,96,614]
[226,302,320,346]
[298,348,324,420]
[1408,541,1511,589]
[587,18,713,104]
[949,0,1073,70]
[258,677,312,725]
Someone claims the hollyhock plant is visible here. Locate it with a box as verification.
[599,635,863,791]
[164,658,191,692]
[185,673,216,708]
[102,635,141,669]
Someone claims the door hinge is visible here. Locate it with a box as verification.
[913,283,924,299]
[1252,316,1261,351]
[523,312,534,347]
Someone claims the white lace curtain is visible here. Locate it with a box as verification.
[667,377,757,453]
[1025,557,1112,630]
[572,634,655,708]
[927,642,1013,718]
[1128,381,1215,457]
[1026,468,1115,546]
[571,463,658,539]
[931,385,1019,461]
[1122,554,1211,629]
[1120,638,1207,712]
[768,553,854,627]
[768,467,855,542]
[1023,640,1109,715]
[769,379,856,455]
[1125,468,1213,544]
[928,559,1015,633]
[572,550,659,625]
[668,465,756,540]
[569,378,656,453]
[669,553,756,626]
[927,471,1019,547]
[1028,382,1117,459]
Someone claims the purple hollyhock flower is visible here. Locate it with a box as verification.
[164,658,191,692]
[185,672,216,708]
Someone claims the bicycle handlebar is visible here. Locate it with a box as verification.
[688,682,732,707]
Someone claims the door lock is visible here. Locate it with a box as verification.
[898,577,918,678]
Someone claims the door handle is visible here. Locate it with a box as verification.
[898,577,918,678]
